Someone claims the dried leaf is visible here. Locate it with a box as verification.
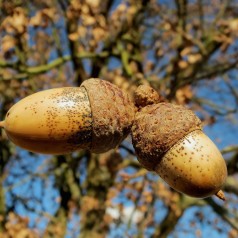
[229,229,238,238]
[228,19,238,31]
[145,61,155,72]
[176,85,193,104]
[164,22,172,31]
[92,27,106,41]
[77,25,87,38]
[117,3,127,12]
[138,205,148,212]
[42,8,55,20]
[29,12,42,27]
[180,47,193,56]
[81,4,90,14]
[103,214,113,224]
[71,0,81,11]
[68,32,79,41]
[1,7,27,34]
[97,15,107,28]
[144,193,153,203]
[178,60,188,69]
[11,7,27,34]
[187,53,202,64]
[156,48,164,56]
[1,18,16,33]
[16,229,30,238]
[83,15,96,26]
[85,0,100,8]
[81,196,99,213]
[2,35,16,53]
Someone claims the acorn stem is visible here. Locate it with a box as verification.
[0,121,5,128]
[215,190,226,201]
[134,85,163,109]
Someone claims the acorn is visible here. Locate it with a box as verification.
[131,85,227,200]
[0,78,135,154]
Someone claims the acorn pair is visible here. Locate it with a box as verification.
[0,78,227,200]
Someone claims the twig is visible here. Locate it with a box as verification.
[206,197,238,231]
[0,51,110,80]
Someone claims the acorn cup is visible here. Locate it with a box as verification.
[131,85,227,200]
[0,78,135,154]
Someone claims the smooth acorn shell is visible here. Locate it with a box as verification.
[2,87,92,154]
[155,130,227,198]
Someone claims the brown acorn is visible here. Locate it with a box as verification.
[131,85,227,200]
[0,78,135,154]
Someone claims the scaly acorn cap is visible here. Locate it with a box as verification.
[132,103,202,171]
[82,78,135,153]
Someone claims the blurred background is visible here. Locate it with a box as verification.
[0,0,238,237]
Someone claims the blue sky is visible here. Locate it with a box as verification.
[2,0,238,237]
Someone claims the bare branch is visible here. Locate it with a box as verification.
[224,177,238,196]
[221,146,238,154]
[192,97,237,115]
[206,197,238,231]
[0,51,109,80]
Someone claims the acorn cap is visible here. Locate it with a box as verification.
[82,78,135,153]
[131,103,202,170]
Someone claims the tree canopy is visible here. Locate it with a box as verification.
[0,0,238,237]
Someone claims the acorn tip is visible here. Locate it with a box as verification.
[215,190,226,201]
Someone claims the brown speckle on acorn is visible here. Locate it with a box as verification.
[0,78,135,154]
[132,85,227,200]
[0,87,93,154]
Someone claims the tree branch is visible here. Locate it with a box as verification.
[224,177,238,196]
[221,146,238,154]
[194,60,238,82]
[205,197,238,231]
[0,51,109,80]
